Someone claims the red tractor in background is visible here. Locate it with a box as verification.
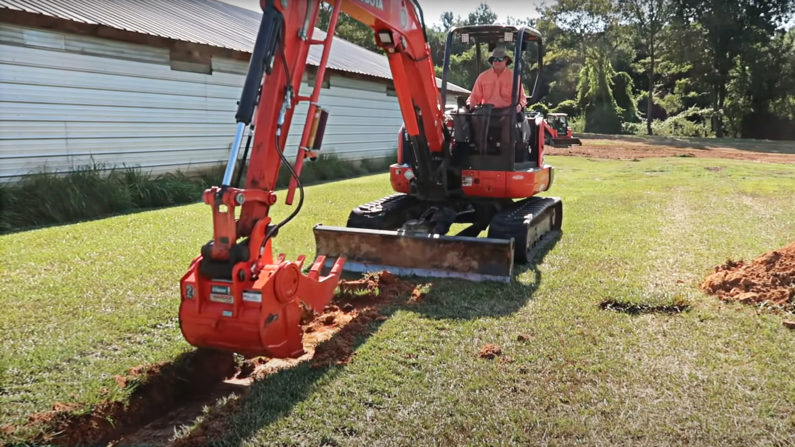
[541,112,582,147]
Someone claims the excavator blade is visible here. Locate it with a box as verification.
[314,225,514,282]
[551,137,582,146]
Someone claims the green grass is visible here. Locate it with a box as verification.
[1,155,794,445]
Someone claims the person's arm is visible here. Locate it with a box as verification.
[467,74,484,107]
[518,82,527,110]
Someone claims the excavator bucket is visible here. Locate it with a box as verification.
[314,225,515,282]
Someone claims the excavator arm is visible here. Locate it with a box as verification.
[179,0,449,357]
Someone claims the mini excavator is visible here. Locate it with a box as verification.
[180,0,562,357]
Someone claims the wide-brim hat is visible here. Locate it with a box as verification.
[488,46,512,64]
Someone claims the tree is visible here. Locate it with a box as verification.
[727,28,795,139]
[466,3,498,25]
[441,11,456,31]
[577,48,623,133]
[618,0,674,135]
[551,0,615,62]
[673,0,794,137]
[316,4,379,52]
[534,8,582,105]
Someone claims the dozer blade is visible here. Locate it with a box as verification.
[314,225,514,282]
[552,137,582,146]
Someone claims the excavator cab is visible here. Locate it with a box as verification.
[441,25,544,170]
[547,113,570,136]
[316,24,561,281]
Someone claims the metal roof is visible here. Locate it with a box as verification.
[0,0,470,93]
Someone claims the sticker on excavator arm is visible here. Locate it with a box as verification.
[243,291,262,303]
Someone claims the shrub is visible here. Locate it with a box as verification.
[622,121,645,135]
[613,72,639,123]
[360,156,393,172]
[155,172,205,205]
[5,164,134,228]
[577,52,624,134]
[529,103,549,115]
[2,154,396,233]
[568,116,585,133]
[1,165,212,232]
[651,107,713,137]
[552,100,580,117]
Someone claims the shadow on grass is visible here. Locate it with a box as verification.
[407,231,561,321]
[174,233,562,446]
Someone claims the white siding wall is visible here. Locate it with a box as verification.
[0,23,455,182]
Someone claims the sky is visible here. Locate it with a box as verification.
[218,1,548,27]
[419,1,547,26]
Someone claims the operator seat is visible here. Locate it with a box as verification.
[466,106,512,153]
[452,104,534,165]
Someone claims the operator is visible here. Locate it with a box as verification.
[467,46,526,112]
[466,46,527,155]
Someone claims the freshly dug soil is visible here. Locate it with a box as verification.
[478,344,503,359]
[546,138,795,163]
[20,349,236,447]
[700,241,795,312]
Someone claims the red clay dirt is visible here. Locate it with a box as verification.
[11,271,423,447]
[478,344,503,359]
[546,138,795,163]
[700,241,795,314]
[17,349,237,447]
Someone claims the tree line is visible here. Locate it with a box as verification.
[320,1,794,140]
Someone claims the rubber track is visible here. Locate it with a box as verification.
[488,197,562,264]
[347,193,419,230]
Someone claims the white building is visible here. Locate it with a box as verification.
[0,0,469,181]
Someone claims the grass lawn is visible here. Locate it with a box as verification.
[1,154,794,445]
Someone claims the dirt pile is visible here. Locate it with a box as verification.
[700,241,795,313]
[478,344,503,359]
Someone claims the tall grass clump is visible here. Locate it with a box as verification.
[3,164,133,229]
[273,154,393,188]
[1,155,394,233]
[0,164,213,232]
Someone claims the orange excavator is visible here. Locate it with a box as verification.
[180,0,561,357]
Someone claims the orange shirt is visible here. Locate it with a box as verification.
[467,68,527,109]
